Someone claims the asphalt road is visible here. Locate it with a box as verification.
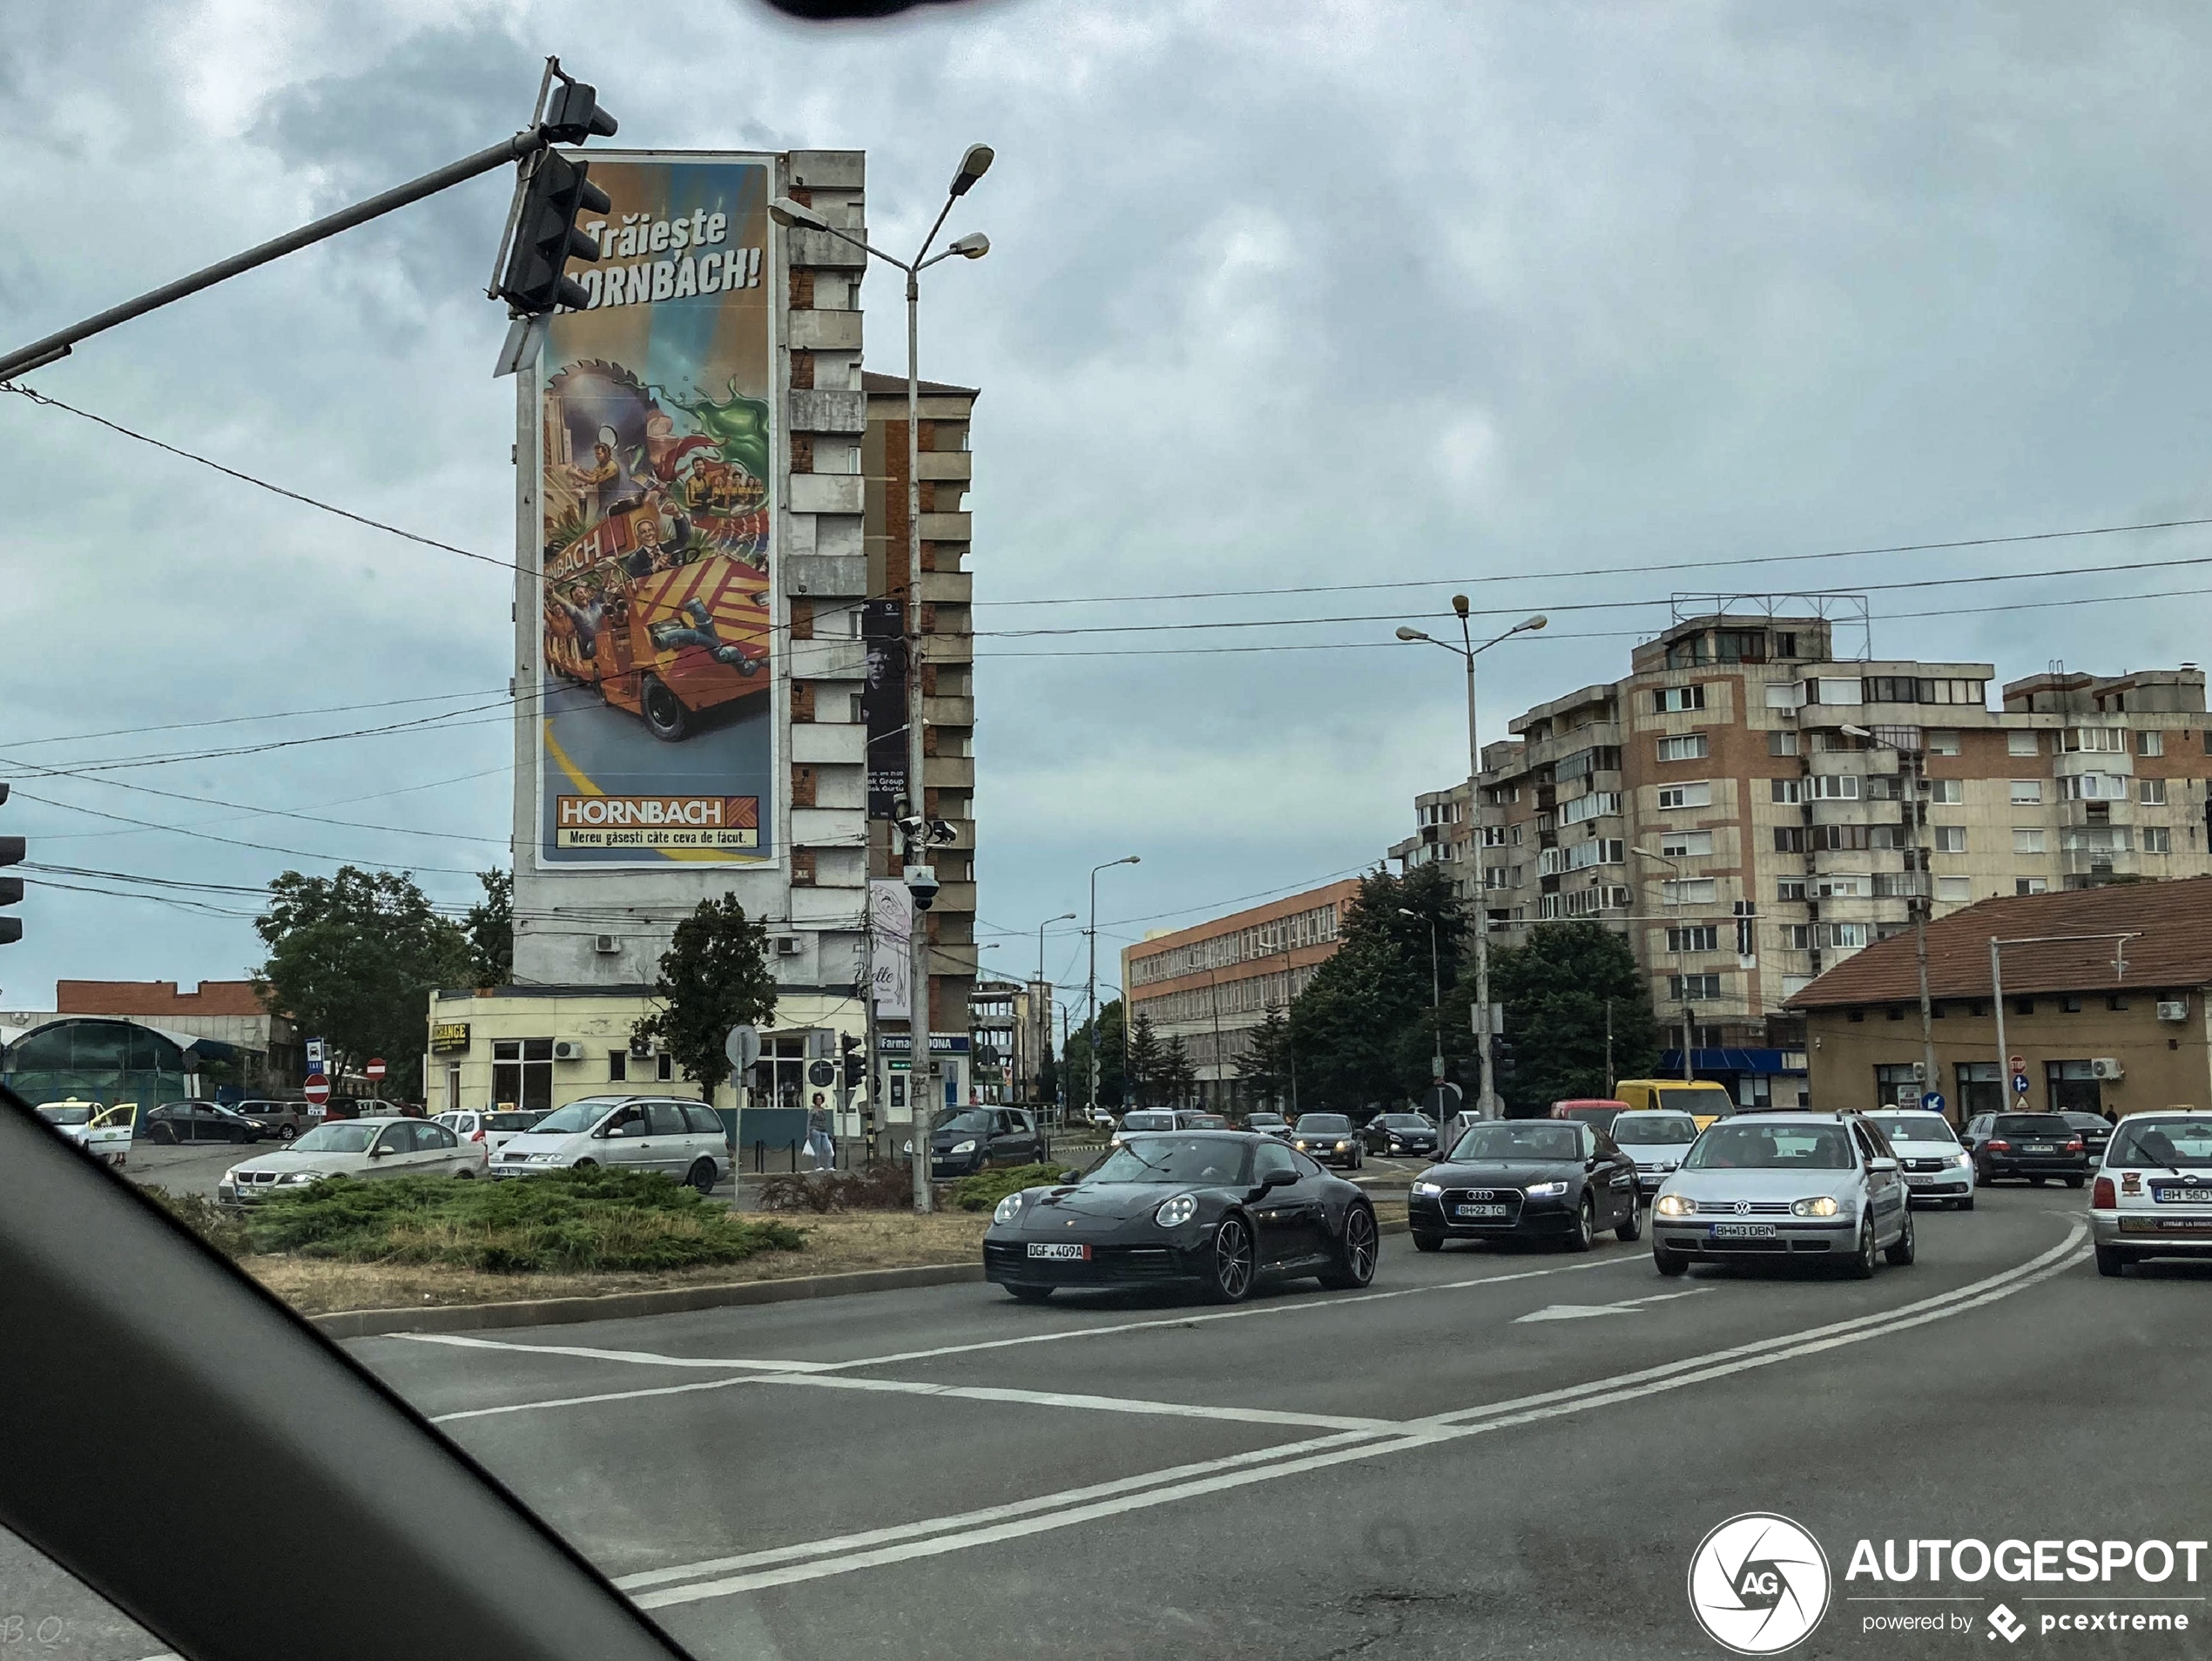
[14,1185,2208,1660]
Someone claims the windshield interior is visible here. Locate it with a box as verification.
[1084,1137,1253,1186]
[1451,1124,1581,1162]
[933,1110,996,1135]
[1610,1114,1696,1145]
[292,1124,376,1154]
[1683,1123,1853,1170]
[1120,1112,1174,1131]
[1869,1115,1958,1146]
[2107,1119,2212,1168]
[1379,1115,1429,1129]
[1294,1115,1351,1133]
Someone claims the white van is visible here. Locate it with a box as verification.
[489,1095,732,1192]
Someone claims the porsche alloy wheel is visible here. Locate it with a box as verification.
[1320,1205,1379,1290]
[1206,1215,1257,1304]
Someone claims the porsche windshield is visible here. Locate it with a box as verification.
[1085,1137,1253,1186]
[1450,1124,1580,1162]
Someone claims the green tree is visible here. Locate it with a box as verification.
[1062,997,1126,1111]
[631,895,779,1101]
[1160,1035,1197,1106]
[1125,1011,1163,1107]
[1467,921,1661,1113]
[1288,864,1467,1111]
[464,868,513,988]
[1235,1006,1294,1109]
[254,867,471,1100]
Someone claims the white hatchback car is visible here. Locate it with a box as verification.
[1866,1111,1977,1210]
[219,1117,487,1204]
[2091,1111,2212,1277]
[489,1095,732,1193]
[434,1109,547,1158]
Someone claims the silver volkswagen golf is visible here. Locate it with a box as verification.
[1649,1111,1914,1278]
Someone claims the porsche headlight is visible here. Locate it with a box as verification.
[950,1139,978,1155]
[1791,1196,1841,1218]
[1655,1193,1696,1218]
[1154,1193,1198,1228]
[1411,1179,1444,1197]
[1524,1179,1569,1198]
[993,1192,1026,1225]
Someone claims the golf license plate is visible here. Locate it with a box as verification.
[1711,1222,1777,1239]
[1453,1203,1508,1219]
[1027,1242,1090,1260]
[2157,1188,2212,1205]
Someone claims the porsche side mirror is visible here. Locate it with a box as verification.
[1058,1169,1083,1185]
[1260,1167,1298,1190]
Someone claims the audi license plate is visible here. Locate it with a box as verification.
[1027,1243,1090,1260]
[1711,1222,1777,1239]
[1453,1203,1509,1219]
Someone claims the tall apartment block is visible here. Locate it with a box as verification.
[1389,611,2212,1108]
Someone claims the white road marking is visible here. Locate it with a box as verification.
[1514,1288,1710,1322]
[401,1332,833,1372]
[627,1223,2089,1608]
[746,1371,1395,1431]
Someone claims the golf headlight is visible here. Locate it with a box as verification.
[993,1192,1025,1225]
[1791,1196,1841,1218]
[1154,1193,1198,1227]
[278,1170,323,1185]
[1655,1193,1696,1217]
[950,1139,978,1155]
[1525,1179,1569,1198]
[1411,1179,1444,1197]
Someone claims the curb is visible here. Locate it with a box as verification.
[311,1261,986,1340]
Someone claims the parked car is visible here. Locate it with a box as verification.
[1649,1111,1913,1278]
[1865,1111,1976,1210]
[911,1106,1049,1179]
[1408,1118,1641,1252]
[1960,1111,2089,1187]
[2060,1111,2114,1165]
[1549,1098,1629,1134]
[1289,1112,1363,1171]
[35,1100,135,1168]
[434,1108,547,1157]
[141,1100,268,1146]
[490,1095,736,1192]
[1360,1112,1439,1158]
[219,1117,485,1203]
[229,1099,317,1141]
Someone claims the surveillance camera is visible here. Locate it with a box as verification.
[927,818,959,846]
[904,863,941,912]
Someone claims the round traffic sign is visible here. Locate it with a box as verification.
[2012,1073,2032,1094]
[302,1074,330,1106]
[365,1057,387,1081]
[2008,1055,2025,1073]
[806,1059,837,1088]
[1920,1091,1946,1113]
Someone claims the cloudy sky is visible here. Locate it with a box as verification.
[7,0,2212,1011]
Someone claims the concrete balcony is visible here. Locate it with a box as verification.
[923,694,974,727]
[916,450,972,482]
[918,571,972,604]
[931,881,978,915]
[787,309,863,352]
[2059,799,2134,828]
[790,723,865,764]
[787,389,866,434]
[918,510,971,541]
[925,756,975,789]
[787,474,864,515]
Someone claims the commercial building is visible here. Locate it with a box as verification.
[1122,881,1363,1111]
[3,1017,240,1109]
[1786,877,2212,1121]
[1390,610,2212,1108]
[48,981,299,1091]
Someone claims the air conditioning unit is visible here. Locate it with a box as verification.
[2158,1000,2189,1023]
[2090,1057,2125,1081]
[550,1040,586,1062]
[593,934,621,955]
[1911,1062,1926,1083]
[774,936,803,956]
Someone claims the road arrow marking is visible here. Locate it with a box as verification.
[1515,1288,1710,1323]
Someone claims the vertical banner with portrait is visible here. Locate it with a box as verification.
[531,152,778,868]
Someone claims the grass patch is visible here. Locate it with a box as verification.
[204,1167,806,1274]
[948,1163,1072,1213]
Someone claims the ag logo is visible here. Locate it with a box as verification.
[1687,1513,1831,1655]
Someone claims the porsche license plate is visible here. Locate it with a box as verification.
[1027,1242,1090,1260]
[1711,1222,1777,1239]
[1453,1203,1508,1219]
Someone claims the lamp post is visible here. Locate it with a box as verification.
[1036,912,1074,1116]
[1396,603,1547,1118]
[772,143,993,1217]
[1634,847,1696,1084]
[1087,856,1140,1120]
[1988,931,2141,1117]
[1840,724,1940,1117]
[1398,907,1445,1108]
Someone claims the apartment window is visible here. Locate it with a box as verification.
[1927,779,1964,804]
[1774,632,1799,658]
[2016,877,2049,895]
[1815,874,1869,899]
[1779,923,1811,949]
[1811,678,1863,705]
[1716,631,1765,663]
[1659,830,1715,857]
[1655,685,1708,713]
[1937,875,1972,902]
[1510,824,1523,845]
[1773,826,1806,853]
[1656,733,1708,763]
[1559,791,1623,826]
[2145,827,2173,854]
[2140,729,2165,757]
[2062,773,2125,801]
[2007,731,2040,756]
[1657,781,1713,810]
[2013,828,2047,854]
[607,1050,628,1083]
[2140,778,2168,805]
[1766,682,1807,710]
[1669,973,1723,1001]
[1770,778,1803,804]
[491,1039,556,1115]
[1928,730,1961,756]
[2066,726,2126,753]
[2009,780,2043,805]
[1807,774,1860,800]
[1667,924,1721,953]
[1661,878,1718,904]
[1777,877,1807,901]
[1770,731,1801,756]
[2061,827,2133,853]
[1818,922,1871,949]
[1481,825,1507,847]
[1933,827,1966,854]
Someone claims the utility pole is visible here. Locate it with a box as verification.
[1086,855,1140,1119]
[1399,907,1444,1100]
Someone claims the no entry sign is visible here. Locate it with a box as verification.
[365,1057,388,1081]
[302,1074,331,1107]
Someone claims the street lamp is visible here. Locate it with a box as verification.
[1633,847,1696,1084]
[1840,723,1941,1118]
[772,143,993,1216]
[1398,907,1445,1113]
[1087,856,1140,1120]
[1036,912,1075,1118]
[1395,600,1546,1117]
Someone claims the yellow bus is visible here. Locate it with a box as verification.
[1613,1078,1737,1129]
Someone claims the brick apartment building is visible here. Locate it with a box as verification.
[1122,880,1363,1111]
[1389,611,2212,1109]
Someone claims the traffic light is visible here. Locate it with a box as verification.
[1492,1038,1516,1084]
[542,80,618,145]
[497,150,611,314]
[0,783,21,946]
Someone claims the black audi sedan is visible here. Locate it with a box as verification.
[982,1131,1379,1304]
[1407,1118,1641,1252]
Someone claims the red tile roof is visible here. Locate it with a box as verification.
[1784,878,2212,1009]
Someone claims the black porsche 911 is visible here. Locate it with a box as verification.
[982,1131,1379,1304]
[1407,1118,1642,1253]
